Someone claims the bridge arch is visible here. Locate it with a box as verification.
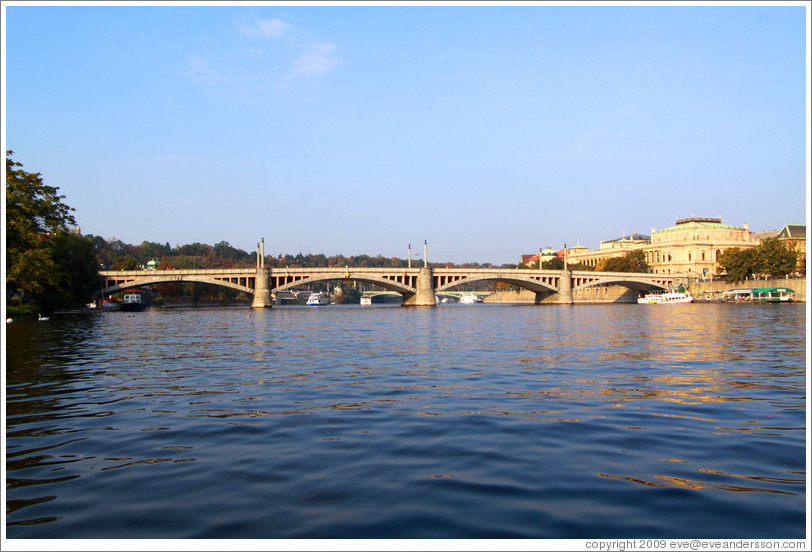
[101,275,254,297]
[435,274,559,297]
[572,275,673,294]
[272,274,417,296]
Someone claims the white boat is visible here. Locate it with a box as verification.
[638,291,693,304]
[120,289,146,312]
[306,292,329,306]
[459,294,482,304]
[360,296,372,306]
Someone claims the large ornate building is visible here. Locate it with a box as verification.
[643,217,754,276]
[525,217,805,278]
[552,217,805,278]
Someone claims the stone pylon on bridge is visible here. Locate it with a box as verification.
[251,268,273,308]
[554,270,574,304]
[402,267,436,307]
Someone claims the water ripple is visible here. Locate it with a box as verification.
[5,304,806,538]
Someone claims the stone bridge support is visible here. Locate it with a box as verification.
[554,270,574,304]
[403,267,436,307]
[251,268,273,308]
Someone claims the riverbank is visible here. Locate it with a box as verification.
[687,277,806,302]
[485,285,640,304]
[483,276,807,304]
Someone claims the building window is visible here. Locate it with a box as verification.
[702,251,706,261]
[688,252,692,261]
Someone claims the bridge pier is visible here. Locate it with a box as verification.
[251,268,273,308]
[403,267,436,307]
[555,269,574,304]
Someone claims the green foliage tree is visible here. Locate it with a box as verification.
[339,286,361,304]
[111,255,139,270]
[602,250,649,273]
[754,237,797,277]
[716,247,757,281]
[6,151,82,306]
[38,231,105,311]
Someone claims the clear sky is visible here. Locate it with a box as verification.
[3,2,809,264]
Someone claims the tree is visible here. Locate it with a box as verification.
[6,151,77,304]
[542,256,564,270]
[755,237,797,278]
[603,250,649,273]
[111,255,139,270]
[37,231,104,311]
[716,247,757,281]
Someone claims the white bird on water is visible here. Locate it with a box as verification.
[38,314,50,321]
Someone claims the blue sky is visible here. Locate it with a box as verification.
[3,3,808,264]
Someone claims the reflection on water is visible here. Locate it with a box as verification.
[5,303,807,538]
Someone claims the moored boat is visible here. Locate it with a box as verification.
[751,287,794,302]
[360,296,372,306]
[306,292,329,306]
[722,289,754,302]
[120,289,146,312]
[638,290,693,304]
[101,298,121,311]
[459,294,483,304]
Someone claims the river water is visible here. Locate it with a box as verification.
[4,303,808,539]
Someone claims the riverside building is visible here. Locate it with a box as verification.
[644,217,754,276]
[560,217,759,278]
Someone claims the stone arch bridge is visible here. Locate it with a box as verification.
[99,267,677,307]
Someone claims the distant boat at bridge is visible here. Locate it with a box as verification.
[306,292,329,306]
[120,289,146,312]
[459,294,483,304]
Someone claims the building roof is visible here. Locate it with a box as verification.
[656,218,741,233]
[777,224,806,239]
[603,232,650,243]
[751,230,779,241]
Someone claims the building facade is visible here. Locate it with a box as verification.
[775,224,806,273]
[560,218,757,277]
[526,218,805,278]
[643,218,755,276]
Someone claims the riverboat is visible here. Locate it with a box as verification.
[751,287,794,302]
[120,289,146,312]
[360,296,372,306]
[101,298,121,311]
[637,291,693,304]
[459,294,483,304]
[306,292,329,306]
[722,289,754,302]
